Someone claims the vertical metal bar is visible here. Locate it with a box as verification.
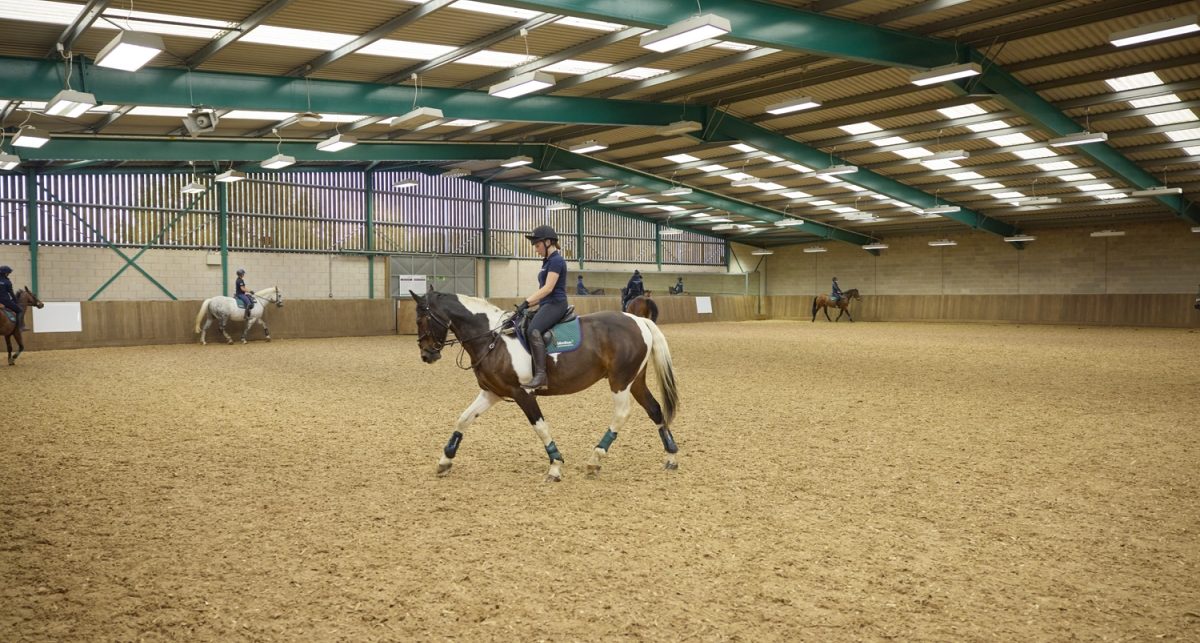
[365,169,375,299]
[25,170,38,292]
[655,223,662,271]
[219,181,229,296]
[575,203,584,270]
[482,183,491,297]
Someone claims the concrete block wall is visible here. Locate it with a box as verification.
[0,245,386,301]
[765,221,1200,296]
[484,256,754,298]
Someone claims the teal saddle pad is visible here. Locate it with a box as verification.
[545,317,582,354]
[2,309,14,323]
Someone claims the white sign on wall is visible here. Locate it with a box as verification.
[32,302,83,333]
[695,296,713,314]
[397,275,427,295]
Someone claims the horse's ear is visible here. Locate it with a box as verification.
[409,290,423,303]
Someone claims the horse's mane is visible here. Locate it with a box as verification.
[452,293,503,314]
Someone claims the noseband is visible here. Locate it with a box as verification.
[417,305,454,352]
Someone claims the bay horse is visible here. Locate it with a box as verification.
[410,286,680,482]
[625,292,659,322]
[812,288,861,322]
[1,287,45,365]
[194,287,284,345]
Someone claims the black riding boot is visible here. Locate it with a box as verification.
[527,331,549,390]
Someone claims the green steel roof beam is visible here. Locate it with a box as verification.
[968,54,1198,225]
[0,56,708,128]
[539,147,874,245]
[709,114,1021,238]
[486,0,959,68]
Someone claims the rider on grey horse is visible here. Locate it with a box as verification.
[235,268,254,315]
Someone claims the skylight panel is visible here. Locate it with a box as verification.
[654,205,686,211]
[783,191,812,199]
[1145,109,1198,126]
[893,147,933,159]
[1036,161,1077,171]
[321,113,371,123]
[920,158,960,170]
[1012,147,1057,159]
[1076,183,1115,192]
[458,50,538,68]
[831,206,858,213]
[787,163,813,172]
[988,133,1035,146]
[664,153,700,163]
[359,39,456,60]
[948,171,984,181]
[937,104,987,119]
[1129,93,1180,108]
[1166,128,1200,141]
[872,136,908,147]
[241,26,357,50]
[730,143,756,153]
[224,110,298,121]
[444,118,488,126]
[973,182,1006,190]
[554,16,624,31]
[993,191,1025,200]
[451,1,540,19]
[129,106,194,117]
[1105,72,1163,92]
[844,184,867,192]
[810,200,836,207]
[700,164,729,173]
[1059,173,1097,182]
[612,67,668,80]
[752,182,785,191]
[724,172,754,181]
[96,8,228,38]
[541,59,608,75]
[764,154,783,162]
[965,120,1010,133]
[840,122,882,135]
[1184,146,1200,156]
[712,41,757,51]
[627,197,656,204]
[15,101,47,111]
[816,175,844,184]
[0,0,82,25]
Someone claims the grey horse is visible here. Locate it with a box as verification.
[194,286,283,345]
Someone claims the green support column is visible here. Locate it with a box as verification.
[365,169,375,299]
[218,182,229,296]
[575,204,584,270]
[482,183,491,297]
[25,171,38,293]
[655,224,663,271]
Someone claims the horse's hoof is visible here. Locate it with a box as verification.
[436,462,453,476]
[544,474,562,483]
[663,461,678,471]
[586,465,601,478]
[265,338,271,342]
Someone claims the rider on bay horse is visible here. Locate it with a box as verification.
[831,276,844,304]
[0,266,25,330]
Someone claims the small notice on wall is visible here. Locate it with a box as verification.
[32,302,83,333]
[397,275,427,295]
[695,296,713,314]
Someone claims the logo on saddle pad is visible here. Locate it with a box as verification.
[523,317,583,355]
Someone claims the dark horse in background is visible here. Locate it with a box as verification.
[411,287,680,482]
[812,288,861,322]
[1,287,45,365]
[625,292,659,322]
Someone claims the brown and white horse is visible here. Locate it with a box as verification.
[411,287,680,481]
[625,292,659,322]
[1,287,45,365]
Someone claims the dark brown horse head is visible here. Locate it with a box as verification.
[410,288,449,364]
[19,287,44,309]
[845,288,861,301]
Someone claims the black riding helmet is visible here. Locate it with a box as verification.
[524,225,558,244]
[0,265,11,275]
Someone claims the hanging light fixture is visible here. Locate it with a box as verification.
[316,133,357,152]
[500,155,533,168]
[12,127,50,149]
[862,242,889,250]
[661,185,693,197]
[569,140,607,154]
[393,179,419,189]
[814,164,858,176]
[1110,15,1199,47]
[95,30,165,71]
[45,89,97,118]
[656,120,703,136]
[909,62,982,87]
[802,246,827,253]
[1049,131,1108,147]
[215,168,246,183]
[261,128,295,169]
[640,14,732,52]
[928,239,957,246]
[1003,234,1037,243]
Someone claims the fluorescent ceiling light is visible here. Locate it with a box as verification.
[765,97,820,115]
[922,205,961,215]
[390,107,444,129]
[94,30,164,71]
[12,127,50,148]
[223,110,298,121]
[394,179,419,189]
[815,164,858,176]
[661,186,693,197]
[1110,15,1199,47]
[751,248,774,255]
[774,219,805,227]
[910,62,982,87]
[862,242,889,250]
[1019,196,1061,206]
[639,14,732,53]
[0,152,19,171]
[1076,183,1115,192]
[316,133,357,152]
[214,169,246,183]
[1131,186,1183,197]
[730,177,758,187]
[1090,229,1125,237]
[547,202,574,211]
[44,89,97,118]
[554,16,625,32]
[656,120,703,136]
[928,239,958,247]
[260,153,295,169]
[569,140,607,154]
[500,155,533,168]
[802,246,827,253]
[1003,234,1037,243]
[181,180,206,194]
[1049,131,1109,147]
[489,71,554,99]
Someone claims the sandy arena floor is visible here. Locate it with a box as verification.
[2,321,1199,641]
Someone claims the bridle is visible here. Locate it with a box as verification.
[416,302,510,371]
[253,290,284,307]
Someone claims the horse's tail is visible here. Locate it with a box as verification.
[811,296,818,316]
[646,321,678,428]
[194,298,212,333]
[647,298,659,323]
